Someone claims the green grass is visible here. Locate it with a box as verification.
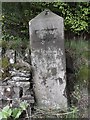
[65,39,89,118]
[65,39,88,85]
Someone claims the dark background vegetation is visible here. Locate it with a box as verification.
[2,2,89,41]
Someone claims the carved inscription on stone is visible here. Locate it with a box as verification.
[35,28,58,43]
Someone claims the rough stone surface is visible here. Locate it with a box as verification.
[0,47,2,60]
[29,9,67,111]
[0,49,34,108]
[5,50,15,64]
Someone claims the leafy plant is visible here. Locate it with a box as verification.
[65,40,88,74]
[65,40,88,110]
[12,108,22,119]
[0,56,11,80]
[0,105,12,120]
[77,65,88,84]
[2,57,10,69]
[20,101,29,111]
[0,101,29,120]
[2,2,89,40]
[66,106,78,118]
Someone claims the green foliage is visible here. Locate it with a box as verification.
[53,2,89,35]
[12,101,29,119]
[77,65,88,84]
[12,108,22,119]
[20,101,29,111]
[0,40,7,48]
[0,105,78,119]
[0,57,10,79]
[8,38,28,51]
[0,101,29,120]
[65,40,88,85]
[1,57,9,68]
[8,39,22,50]
[2,2,89,40]
[0,105,12,120]
[1,37,28,54]
[66,107,78,118]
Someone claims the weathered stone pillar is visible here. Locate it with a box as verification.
[29,9,67,111]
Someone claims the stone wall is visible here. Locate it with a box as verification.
[0,48,34,109]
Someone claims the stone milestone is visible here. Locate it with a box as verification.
[29,9,67,111]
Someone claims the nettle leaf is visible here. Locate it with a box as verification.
[12,108,22,119]
[2,105,10,112]
[7,108,12,116]
[1,111,8,119]
[20,101,29,111]
[1,106,12,119]
[0,112,3,120]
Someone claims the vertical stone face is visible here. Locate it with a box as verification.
[29,10,67,111]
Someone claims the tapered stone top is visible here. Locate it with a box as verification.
[29,9,64,50]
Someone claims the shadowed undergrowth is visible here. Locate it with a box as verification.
[0,39,89,119]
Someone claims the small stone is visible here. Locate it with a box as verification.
[6,88,10,92]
